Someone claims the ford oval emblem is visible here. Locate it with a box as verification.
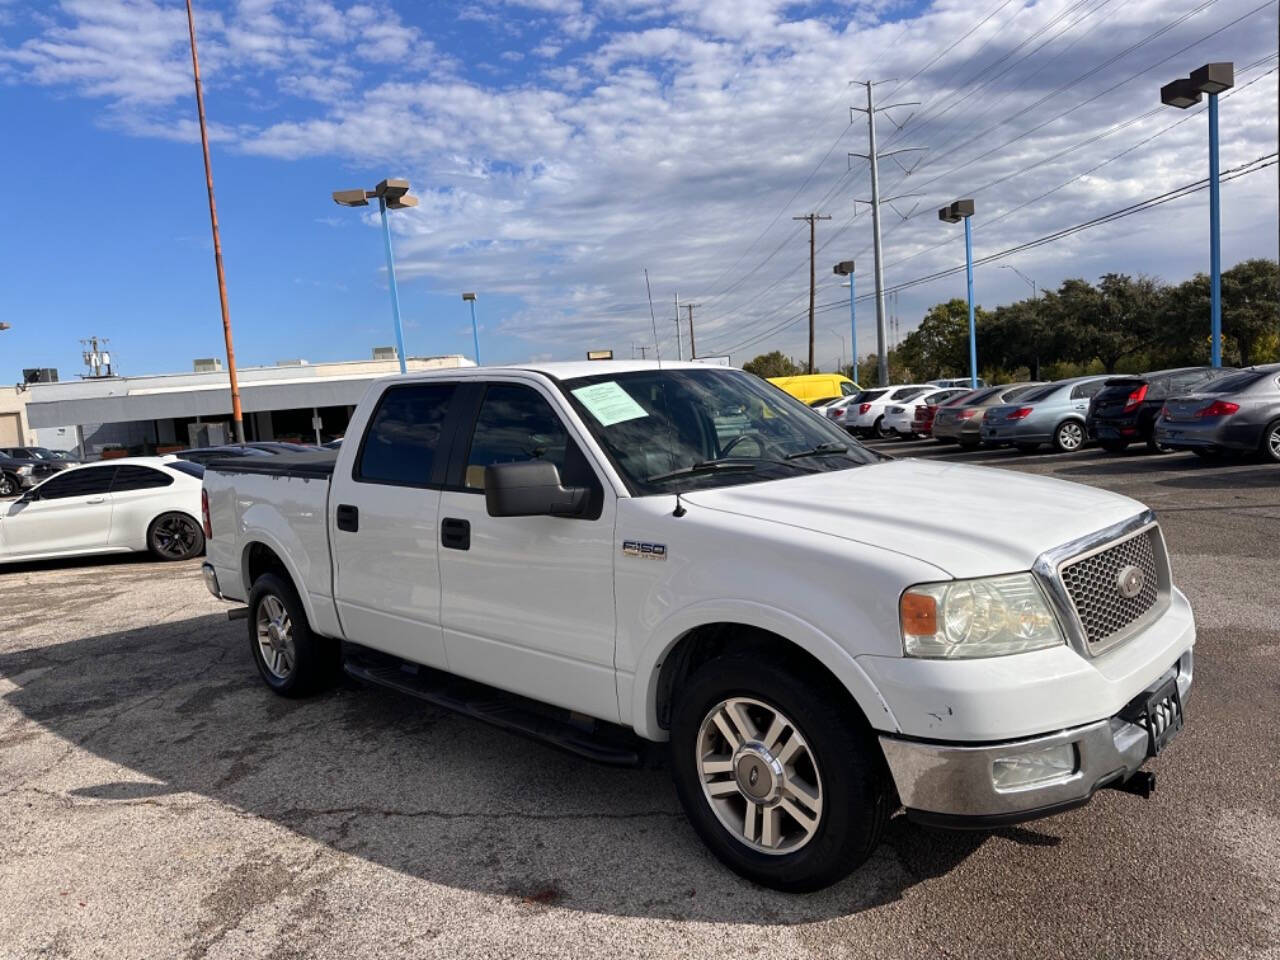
[1116,565,1145,599]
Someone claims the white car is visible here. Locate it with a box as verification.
[882,387,971,438]
[849,384,933,437]
[0,456,206,565]
[202,362,1194,892]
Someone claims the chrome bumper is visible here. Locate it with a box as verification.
[879,651,1191,826]
[201,562,223,600]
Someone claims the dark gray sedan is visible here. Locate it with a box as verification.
[1155,364,1280,462]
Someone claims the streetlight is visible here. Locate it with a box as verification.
[833,261,856,382]
[939,199,978,388]
[830,329,846,374]
[333,178,419,374]
[1000,264,1041,380]
[1161,62,1233,368]
[461,292,480,365]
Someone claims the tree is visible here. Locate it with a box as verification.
[1164,259,1280,366]
[895,298,986,380]
[743,350,801,379]
[1072,273,1163,372]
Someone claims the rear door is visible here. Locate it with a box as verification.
[329,381,458,670]
[436,378,620,722]
[107,465,177,549]
[0,465,117,557]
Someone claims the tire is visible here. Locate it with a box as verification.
[1146,434,1173,454]
[1261,418,1280,464]
[0,473,17,498]
[1015,443,1041,454]
[247,572,339,698]
[1052,420,1086,454]
[872,416,889,440]
[147,512,205,561]
[1099,439,1128,454]
[668,653,892,892]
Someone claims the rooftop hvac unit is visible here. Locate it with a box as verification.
[372,346,399,361]
[276,359,309,366]
[192,358,223,373]
[22,368,59,384]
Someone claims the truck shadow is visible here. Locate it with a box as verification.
[0,614,996,923]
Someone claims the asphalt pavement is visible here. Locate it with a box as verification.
[1,441,1277,959]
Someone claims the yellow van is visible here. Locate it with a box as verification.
[767,373,860,405]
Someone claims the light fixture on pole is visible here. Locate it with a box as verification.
[833,260,856,382]
[1161,62,1233,368]
[939,200,978,388]
[333,178,419,375]
[461,292,480,365]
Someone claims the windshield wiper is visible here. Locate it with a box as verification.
[784,442,849,460]
[646,459,758,483]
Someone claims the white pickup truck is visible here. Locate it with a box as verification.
[201,361,1194,891]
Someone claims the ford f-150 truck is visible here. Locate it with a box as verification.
[201,361,1193,891]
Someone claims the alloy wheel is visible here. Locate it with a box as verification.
[255,594,296,679]
[1057,422,1084,451]
[0,474,14,497]
[696,696,824,855]
[1268,425,1280,462]
[153,515,200,559]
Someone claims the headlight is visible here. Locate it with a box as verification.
[900,573,1064,658]
[16,465,33,476]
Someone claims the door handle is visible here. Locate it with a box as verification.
[86,497,106,504]
[335,503,359,532]
[441,517,470,551]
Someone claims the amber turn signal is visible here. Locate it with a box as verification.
[900,591,938,638]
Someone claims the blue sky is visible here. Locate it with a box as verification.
[0,0,1276,384]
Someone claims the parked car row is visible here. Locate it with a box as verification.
[840,362,1279,464]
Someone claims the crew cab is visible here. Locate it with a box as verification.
[201,362,1195,892]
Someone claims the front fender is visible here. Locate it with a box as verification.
[623,599,901,741]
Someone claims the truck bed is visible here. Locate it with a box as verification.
[205,450,337,479]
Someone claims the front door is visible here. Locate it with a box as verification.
[330,382,456,670]
[437,380,619,722]
[0,465,117,558]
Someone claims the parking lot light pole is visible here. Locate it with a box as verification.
[333,179,419,375]
[1000,264,1040,379]
[939,200,978,388]
[1161,62,1233,368]
[834,261,855,381]
[462,292,480,365]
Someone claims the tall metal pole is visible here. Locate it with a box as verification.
[673,292,682,361]
[848,274,857,382]
[807,216,816,373]
[377,196,408,374]
[964,215,977,389]
[685,303,700,360]
[866,83,889,387]
[185,0,244,443]
[468,298,481,365]
[1208,92,1222,368]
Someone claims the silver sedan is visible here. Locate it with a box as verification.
[1155,364,1280,462]
[980,376,1111,453]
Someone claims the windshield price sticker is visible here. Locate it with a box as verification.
[571,381,649,427]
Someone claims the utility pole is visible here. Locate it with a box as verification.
[80,337,112,378]
[851,80,924,386]
[792,213,831,374]
[186,0,244,442]
[685,303,701,359]
[673,292,683,360]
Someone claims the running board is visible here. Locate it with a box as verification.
[342,647,646,768]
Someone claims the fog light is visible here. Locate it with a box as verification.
[991,743,1076,791]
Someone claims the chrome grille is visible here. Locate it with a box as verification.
[1059,528,1161,648]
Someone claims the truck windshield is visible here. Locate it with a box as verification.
[559,368,881,495]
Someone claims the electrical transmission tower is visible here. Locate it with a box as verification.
[792,212,832,374]
[850,80,925,385]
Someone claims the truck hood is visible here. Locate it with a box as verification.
[681,458,1145,578]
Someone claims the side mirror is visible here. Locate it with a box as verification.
[484,460,588,518]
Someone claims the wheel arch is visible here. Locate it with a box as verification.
[629,603,899,742]
[239,537,318,629]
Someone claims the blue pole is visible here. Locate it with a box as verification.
[849,272,857,383]
[469,298,481,365]
[378,196,408,374]
[964,215,977,388]
[1208,92,1222,368]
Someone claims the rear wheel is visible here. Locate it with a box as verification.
[669,653,891,892]
[1261,419,1280,464]
[1146,434,1173,454]
[1099,439,1128,454]
[147,512,204,561]
[1052,420,1086,453]
[247,572,338,697]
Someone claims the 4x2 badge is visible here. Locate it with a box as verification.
[622,540,667,560]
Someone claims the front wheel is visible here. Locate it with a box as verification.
[1052,420,1086,453]
[669,654,891,892]
[147,512,205,561]
[0,473,16,497]
[1261,419,1280,464]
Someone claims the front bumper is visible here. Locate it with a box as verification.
[879,651,1191,826]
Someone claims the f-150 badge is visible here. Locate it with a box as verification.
[622,540,667,560]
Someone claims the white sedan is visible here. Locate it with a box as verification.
[849,385,933,437]
[881,387,971,438]
[0,456,206,566]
